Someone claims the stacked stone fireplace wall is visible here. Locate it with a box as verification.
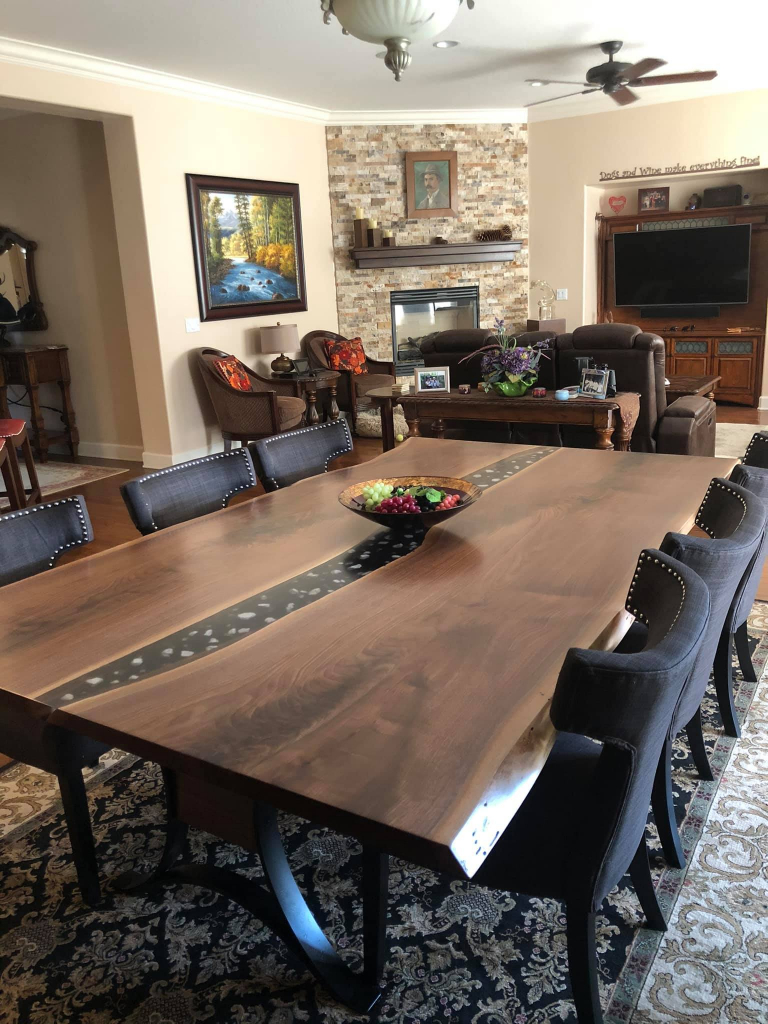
[325,122,529,361]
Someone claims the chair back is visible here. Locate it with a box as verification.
[556,324,666,452]
[197,348,278,436]
[660,477,766,733]
[121,448,257,534]
[743,431,768,469]
[252,420,353,491]
[0,495,93,586]
[551,549,709,907]
[727,463,768,631]
[303,331,339,371]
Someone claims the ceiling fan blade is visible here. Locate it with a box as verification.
[525,79,591,87]
[622,57,666,79]
[610,87,639,106]
[525,89,599,108]
[631,71,718,86]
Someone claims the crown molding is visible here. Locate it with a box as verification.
[0,36,527,127]
[0,37,331,124]
[328,108,528,126]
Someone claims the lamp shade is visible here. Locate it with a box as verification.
[331,0,461,44]
[260,322,299,354]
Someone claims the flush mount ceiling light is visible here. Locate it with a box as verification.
[527,79,548,87]
[321,0,475,81]
[434,39,460,48]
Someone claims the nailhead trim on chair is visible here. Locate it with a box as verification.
[744,432,768,464]
[134,449,256,532]
[625,551,686,632]
[695,479,748,538]
[0,495,90,568]
[261,421,353,491]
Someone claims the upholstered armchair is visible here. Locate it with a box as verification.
[197,348,306,451]
[303,331,395,430]
[557,324,716,455]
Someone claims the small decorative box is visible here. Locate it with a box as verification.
[458,384,471,395]
[532,387,546,398]
[555,388,571,401]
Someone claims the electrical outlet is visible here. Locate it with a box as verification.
[185,317,201,333]
[556,288,568,301]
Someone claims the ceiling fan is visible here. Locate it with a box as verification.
[526,40,717,107]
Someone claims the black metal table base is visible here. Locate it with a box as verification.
[115,771,385,1013]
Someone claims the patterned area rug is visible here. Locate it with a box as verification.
[1,461,127,511]
[0,612,766,1024]
[715,424,760,461]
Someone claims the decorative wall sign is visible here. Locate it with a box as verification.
[608,195,627,214]
[599,155,761,182]
[186,173,307,322]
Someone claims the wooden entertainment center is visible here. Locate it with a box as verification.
[597,204,768,406]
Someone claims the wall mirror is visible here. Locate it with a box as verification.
[0,227,47,335]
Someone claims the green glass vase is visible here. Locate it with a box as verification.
[491,378,535,397]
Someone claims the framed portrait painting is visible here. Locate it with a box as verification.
[405,151,459,219]
[186,173,307,322]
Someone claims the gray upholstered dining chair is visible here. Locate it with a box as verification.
[473,548,709,1024]
[251,420,353,492]
[121,448,258,535]
[0,494,93,586]
[620,477,765,869]
[0,493,106,906]
[742,430,768,469]
[716,461,768,718]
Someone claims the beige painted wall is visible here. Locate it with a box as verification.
[0,62,338,464]
[529,90,768,361]
[0,113,143,458]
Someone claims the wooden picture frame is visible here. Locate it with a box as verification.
[186,173,307,322]
[637,186,670,214]
[414,365,451,393]
[405,151,459,219]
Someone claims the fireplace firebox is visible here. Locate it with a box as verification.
[390,286,479,372]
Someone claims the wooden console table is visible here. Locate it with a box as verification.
[367,387,641,454]
[0,344,79,461]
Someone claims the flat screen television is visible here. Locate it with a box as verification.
[613,224,751,307]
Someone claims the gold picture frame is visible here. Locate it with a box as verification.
[405,151,459,219]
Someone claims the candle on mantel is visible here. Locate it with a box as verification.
[368,218,378,229]
[383,229,393,238]
[355,207,364,220]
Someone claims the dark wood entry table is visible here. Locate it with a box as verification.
[367,386,641,453]
[0,344,79,461]
[665,374,721,404]
[271,369,340,425]
[0,439,736,1009]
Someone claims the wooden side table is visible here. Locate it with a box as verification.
[665,374,721,404]
[271,370,340,426]
[0,344,79,461]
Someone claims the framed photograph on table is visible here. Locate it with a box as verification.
[186,173,307,322]
[637,186,670,213]
[415,366,451,394]
[405,151,459,219]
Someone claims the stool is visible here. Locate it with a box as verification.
[0,440,14,509]
[0,419,42,509]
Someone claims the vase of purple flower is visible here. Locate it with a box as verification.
[459,317,551,396]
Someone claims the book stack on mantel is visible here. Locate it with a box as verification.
[349,239,522,270]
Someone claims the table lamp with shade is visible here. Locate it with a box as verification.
[261,322,299,374]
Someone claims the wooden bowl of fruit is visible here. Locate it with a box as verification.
[338,476,482,529]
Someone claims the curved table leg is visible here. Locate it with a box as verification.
[329,383,340,422]
[593,410,615,451]
[306,386,320,426]
[114,771,384,1013]
[405,415,421,438]
[431,418,446,440]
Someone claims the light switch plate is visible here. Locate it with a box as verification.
[185,317,201,333]
[556,288,568,301]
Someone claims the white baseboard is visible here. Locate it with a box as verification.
[758,395,768,411]
[142,441,226,469]
[77,441,144,461]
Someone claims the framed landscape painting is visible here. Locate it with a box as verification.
[186,173,307,321]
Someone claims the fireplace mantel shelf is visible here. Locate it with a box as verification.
[349,239,523,270]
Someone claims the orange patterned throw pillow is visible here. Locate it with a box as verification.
[324,337,368,376]
[213,356,253,392]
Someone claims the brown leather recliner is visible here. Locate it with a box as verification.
[556,324,716,456]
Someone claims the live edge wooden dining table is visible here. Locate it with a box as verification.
[0,438,736,1012]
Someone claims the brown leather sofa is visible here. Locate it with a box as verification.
[556,324,716,456]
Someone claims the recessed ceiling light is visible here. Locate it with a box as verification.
[433,40,459,49]
[527,79,547,87]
